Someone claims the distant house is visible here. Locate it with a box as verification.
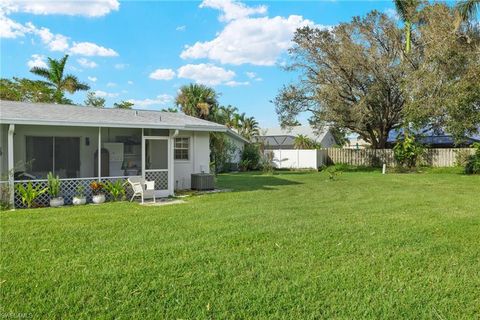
[255,126,337,150]
[387,129,480,148]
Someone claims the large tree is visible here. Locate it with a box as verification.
[30,55,89,103]
[175,84,218,120]
[84,91,106,108]
[0,77,72,104]
[402,4,480,141]
[275,11,407,148]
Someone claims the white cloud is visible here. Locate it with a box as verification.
[69,42,118,57]
[94,90,119,98]
[149,68,176,80]
[114,63,128,69]
[176,25,186,31]
[12,0,120,17]
[181,0,323,66]
[225,80,249,87]
[27,54,47,69]
[245,71,256,79]
[33,26,69,51]
[88,76,97,82]
[200,0,267,22]
[0,10,30,38]
[106,82,116,87]
[0,10,118,57]
[127,80,134,85]
[181,15,319,66]
[384,8,399,21]
[177,63,235,86]
[77,58,97,68]
[128,94,173,107]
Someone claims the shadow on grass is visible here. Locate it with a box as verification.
[217,172,303,192]
[325,164,381,173]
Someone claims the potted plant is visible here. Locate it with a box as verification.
[90,181,105,204]
[72,185,87,205]
[47,172,64,207]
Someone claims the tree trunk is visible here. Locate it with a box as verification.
[405,21,412,54]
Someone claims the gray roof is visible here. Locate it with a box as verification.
[0,100,226,131]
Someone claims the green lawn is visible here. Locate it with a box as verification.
[1,170,479,319]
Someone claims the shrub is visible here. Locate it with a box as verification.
[241,144,261,170]
[75,185,85,198]
[15,182,47,208]
[103,180,126,201]
[393,134,424,169]
[47,172,61,198]
[465,143,480,175]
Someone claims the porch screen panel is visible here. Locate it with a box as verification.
[26,136,53,178]
[145,140,168,170]
[55,137,80,178]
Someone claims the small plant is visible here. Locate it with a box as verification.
[90,181,104,195]
[15,182,47,208]
[103,180,126,201]
[393,133,424,170]
[326,166,342,181]
[75,185,85,197]
[260,151,275,175]
[47,172,61,198]
[465,143,480,175]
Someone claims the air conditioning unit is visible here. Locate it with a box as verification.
[191,173,214,190]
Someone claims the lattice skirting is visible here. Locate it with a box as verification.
[13,177,136,209]
[145,171,168,190]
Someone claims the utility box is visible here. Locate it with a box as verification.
[191,173,214,191]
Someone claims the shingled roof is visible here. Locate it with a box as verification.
[0,100,226,131]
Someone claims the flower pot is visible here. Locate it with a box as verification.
[72,196,86,206]
[50,197,64,207]
[92,194,106,204]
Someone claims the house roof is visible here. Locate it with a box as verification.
[0,100,226,131]
[260,126,330,141]
[226,129,250,144]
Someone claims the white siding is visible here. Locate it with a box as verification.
[174,130,210,190]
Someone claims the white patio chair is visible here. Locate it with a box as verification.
[127,177,156,204]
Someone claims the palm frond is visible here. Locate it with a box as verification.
[29,67,51,80]
[456,0,480,22]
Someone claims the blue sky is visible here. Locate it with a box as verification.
[1,0,400,127]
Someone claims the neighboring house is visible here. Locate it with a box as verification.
[0,101,232,207]
[256,126,337,149]
[386,129,480,148]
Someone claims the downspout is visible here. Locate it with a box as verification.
[8,124,15,207]
[98,127,101,181]
[170,129,179,195]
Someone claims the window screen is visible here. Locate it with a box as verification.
[174,137,189,160]
[25,136,80,178]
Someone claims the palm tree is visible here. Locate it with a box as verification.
[30,54,90,103]
[233,112,246,131]
[393,0,421,54]
[294,134,319,149]
[219,105,239,128]
[240,116,260,140]
[175,84,218,120]
[456,0,480,22]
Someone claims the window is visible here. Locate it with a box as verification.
[174,137,189,160]
[25,136,80,178]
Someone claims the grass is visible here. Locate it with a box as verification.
[1,170,479,319]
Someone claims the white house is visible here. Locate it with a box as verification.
[257,126,337,149]
[0,101,238,207]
